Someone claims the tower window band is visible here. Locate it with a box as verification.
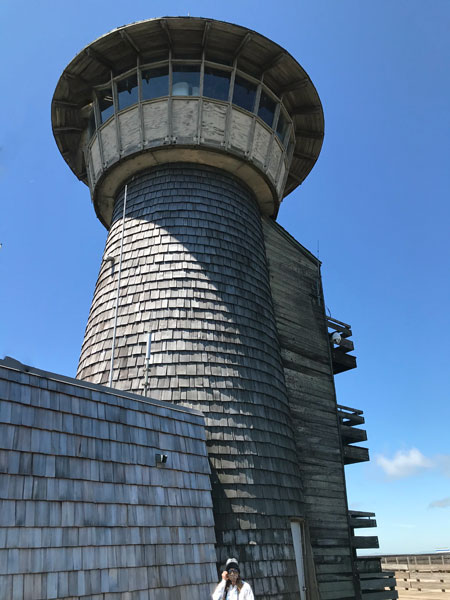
[89,59,292,148]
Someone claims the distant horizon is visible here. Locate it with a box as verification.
[371,549,450,557]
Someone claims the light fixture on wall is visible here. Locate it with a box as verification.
[155,453,168,466]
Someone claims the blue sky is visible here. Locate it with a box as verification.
[1,1,449,555]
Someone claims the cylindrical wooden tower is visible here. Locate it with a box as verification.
[52,17,324,599]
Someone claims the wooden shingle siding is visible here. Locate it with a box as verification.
[76,164,305,598]
[0,362,217,600]
[263,218,359,600]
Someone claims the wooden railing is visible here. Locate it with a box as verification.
[337,404,369,464]
[326,315,357,374]
[381,554,450,594]
[351,513,398,599]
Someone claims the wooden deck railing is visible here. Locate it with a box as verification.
[381,554,450,594]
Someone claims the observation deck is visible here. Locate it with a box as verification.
[51,17,324,227]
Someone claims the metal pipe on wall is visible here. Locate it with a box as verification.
[108,184,128,388]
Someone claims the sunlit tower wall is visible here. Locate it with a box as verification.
[52,17,370,600]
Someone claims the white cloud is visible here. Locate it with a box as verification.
[429,497,450,509]
[376,448,433,479]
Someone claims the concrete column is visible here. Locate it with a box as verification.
[77,163,304,597]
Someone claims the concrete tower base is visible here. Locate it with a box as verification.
[77,164,305,597]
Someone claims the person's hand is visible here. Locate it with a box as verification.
[221,571,229,581]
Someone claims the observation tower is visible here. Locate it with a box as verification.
[52,16,389,600]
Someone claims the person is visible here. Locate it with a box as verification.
[212,558,255,600]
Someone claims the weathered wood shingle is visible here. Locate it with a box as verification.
[77,165,306,598]
[263,217,359,598]
[0,361,217,600]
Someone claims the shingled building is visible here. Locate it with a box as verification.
[0,16,397,600]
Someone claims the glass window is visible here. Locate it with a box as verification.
[98,89,114,123]
[276,111,289,143]
[258,91,276,127]
[117,73,138,111]
[141,66,169,100]
[87,109,96,138]
[172,65,200,96]
[203,67,230,101]
[232,75,257,113]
